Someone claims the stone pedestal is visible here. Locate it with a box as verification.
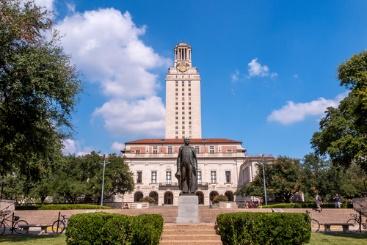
[176,195,199,224]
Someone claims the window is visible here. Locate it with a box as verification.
[175,112,178,115]
[176,102,178,105]
[176,117,178,119]
[210,146,215,154]
[189,107,191,110]
[153,146,158,154]
[135,149,140,154]
[137,171,142,184]
[168,146,172,154]
[175,126,178,129]
[225,171,231,183]
[182,126,185,129]
[182,102,184,105]
[195,146,200,154]
[189,102,191,105]
[189,88,191,91]
[182,121,185,124]
[166,171,172,184]
[182,81,184,86]
[182,107,185,110]
[175,107,178,110]
[211,171,217,184]
[189,121,192,124]
[175,88,178,91]
[182,93,184,96]
[175,121,178,124]
[175,93,178,96]
[151,171,157,183]
[197,170,202,184]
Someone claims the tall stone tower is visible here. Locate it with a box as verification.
[165,43,202,139]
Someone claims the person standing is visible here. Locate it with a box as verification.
[334,193,342,208]
[315,193,322,212]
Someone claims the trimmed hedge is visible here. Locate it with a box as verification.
[261,202,353,209]
[66,212,164,245]
[16,204,110,210]
[216,212,311,245]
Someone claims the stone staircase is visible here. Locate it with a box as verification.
[160,223,222,245]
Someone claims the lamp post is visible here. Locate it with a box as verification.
[100,154,109,207]
[261,154,268,206]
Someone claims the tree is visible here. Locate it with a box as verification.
[50,152,134,203]
[0,0,80,187]
[312,51,367,172]
[239,156,303,202]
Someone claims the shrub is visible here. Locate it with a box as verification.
[65,212,164,245]
[140,196,156,204]
[15,204,110,210]
[213,194,228,204]
[216,212,311,245]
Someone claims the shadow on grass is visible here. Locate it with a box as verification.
[0,234,63,242]
[319,232,367,240]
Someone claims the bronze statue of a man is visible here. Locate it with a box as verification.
[175,138,198,194]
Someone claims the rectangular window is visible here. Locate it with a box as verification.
[225,171,231,183]
[195,146,200,154]
[211,171,217,184]
[153,146,158,154]
[168,146,172,154]
[210,146,215,154]
[151,171,157,183]
[135,149,140,154]
[166,170,172,184]
[137,171,142,184]
[197,170,202,184]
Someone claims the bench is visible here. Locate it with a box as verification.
[322,223,354,232]
[18,224,50,233]
[271,208,284,213]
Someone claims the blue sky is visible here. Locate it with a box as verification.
[38,0,367,158]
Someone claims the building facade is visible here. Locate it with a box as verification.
[120,43,274,206]
[165,43,202,139]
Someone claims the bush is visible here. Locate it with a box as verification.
[66,212,164,245]
[216,212,311,245]
[15,204,110,210]
[140,196,156,204]
[213,194,228,204]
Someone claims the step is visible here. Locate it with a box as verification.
[161,234,220,240]
[163,230,217,235]
[160,240,222,245]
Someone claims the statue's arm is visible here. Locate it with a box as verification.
[176,147,182,175]
[192,148,198,174]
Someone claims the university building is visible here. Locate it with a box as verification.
[121,43,273,206]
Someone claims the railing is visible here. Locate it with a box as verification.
[158,182,209,190]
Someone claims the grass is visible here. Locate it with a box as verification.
[310,232,367,244]
[1,232,367,244]
[0,235,66,245]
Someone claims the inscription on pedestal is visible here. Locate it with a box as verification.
[176,195,199,224]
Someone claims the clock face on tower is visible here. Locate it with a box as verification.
[176,61,189,72]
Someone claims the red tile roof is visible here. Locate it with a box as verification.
[125,138,242,145]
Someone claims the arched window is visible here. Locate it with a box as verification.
[225,191,234,202]
[209,191,219,202]
[196,191,204,205]
[134,191,143,202]
[149,191,159,205]
[164,191,174,205]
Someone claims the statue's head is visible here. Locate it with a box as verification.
[183,137,190,145]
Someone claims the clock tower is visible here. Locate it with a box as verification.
[165,43,202,139]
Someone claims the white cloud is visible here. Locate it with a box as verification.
[62,139,93,156]
[231,70,240,81]
[66,2,76,13]
[267,92,347,125]
[93,96,165,136]
[111,142,125,153]
[56,9,168,136]
[33,0,54,11]
[248,58,277,78]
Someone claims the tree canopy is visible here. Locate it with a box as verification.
[312,51,367,172]
[0,0,80,182]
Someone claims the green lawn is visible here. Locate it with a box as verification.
[0,235,66,245]
[310,232,367,244]
[1,233,367,244]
